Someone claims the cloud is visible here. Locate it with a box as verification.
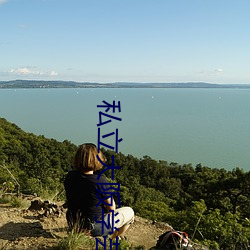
[10,68,32,75]
[50,70,58,76]
[198,68,224,75]
[214,68,223,73]
[9,67,58,77]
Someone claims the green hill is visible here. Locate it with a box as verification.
[0,117,250,249]
[0,117,77,196]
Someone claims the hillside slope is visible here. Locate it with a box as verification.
[0,201,173,249]
[1,117,249,249]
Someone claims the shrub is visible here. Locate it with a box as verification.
[10,196,29,208]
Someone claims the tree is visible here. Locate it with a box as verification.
[220,168,250,216]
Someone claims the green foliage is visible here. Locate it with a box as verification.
[1,117,250,247]
[200,210,250,249]
[10,196,29,208]
[1,180,15,192]
[116,239,131,250]
[0,195,12,204]
[134,201,173,222]
[119,185,134,206]
[57,231,95,250]
[0,117,76,195]
[166,199,250,249]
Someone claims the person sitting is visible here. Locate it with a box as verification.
[64,143,134,238]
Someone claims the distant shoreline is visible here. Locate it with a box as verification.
[1,80,250,89]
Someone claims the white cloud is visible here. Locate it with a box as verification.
[50,70,58,76]
[9,67,58,77]
[214,68,223,73]
[198,68,224,75]
[10,68,31,74]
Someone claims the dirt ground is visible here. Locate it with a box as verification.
[0,200,173,250]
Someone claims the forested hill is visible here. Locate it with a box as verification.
[0,117,77,194]
[0,117,250,249]
[1,80,250,88]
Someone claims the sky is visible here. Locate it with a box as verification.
[1,0,250,84]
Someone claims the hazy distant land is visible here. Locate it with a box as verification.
[1,80,250,89]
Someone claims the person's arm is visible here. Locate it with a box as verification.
[104,197,116,213]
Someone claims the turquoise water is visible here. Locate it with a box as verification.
[0,88,250,170]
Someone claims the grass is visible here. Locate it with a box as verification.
[0,194,29,208]
[39,188,65,203]
[0,195,11,204]
[56,229,95,250]
[56,230,145,250]
[10,196,30,208]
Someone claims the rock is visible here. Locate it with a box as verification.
[28,199,63,217]
[28,199,44,210]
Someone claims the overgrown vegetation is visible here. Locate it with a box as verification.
[57,230,95,250]
[0,117,250,249]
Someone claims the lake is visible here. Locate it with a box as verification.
[0,88,250,171]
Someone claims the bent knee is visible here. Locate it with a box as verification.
[122,206,134,224]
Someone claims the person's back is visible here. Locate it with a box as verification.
[65,170,107,219]
[64,143,134,238]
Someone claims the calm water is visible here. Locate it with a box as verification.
[0,88,250,171]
